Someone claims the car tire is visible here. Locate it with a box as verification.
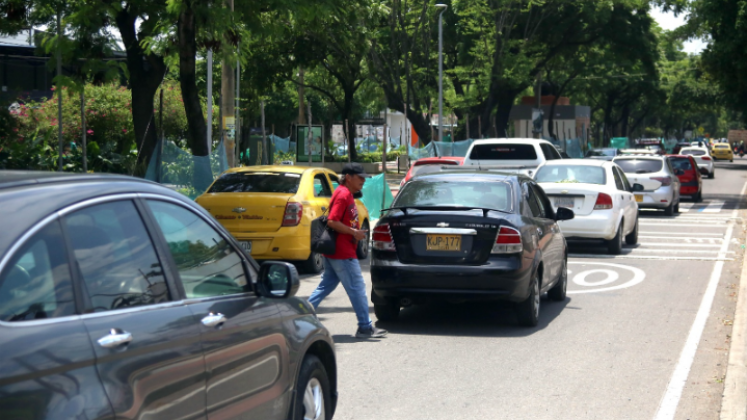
[664,201,675,216]
[301,251,325,274]
[731,159,734,163]
[709,171,715,179]
[625,217,638,245]
[607,223,624,255]
[694,191,703,202]
[373,301,400,322]
[674,202,680,213]
[516,272,540,327]
[548,260,567,302]
[292,355,331,420]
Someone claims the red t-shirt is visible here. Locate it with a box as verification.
[325,186,359,260]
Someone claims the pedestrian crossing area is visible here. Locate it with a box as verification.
[569,200,741,262]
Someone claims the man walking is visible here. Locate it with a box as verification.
[308,163,388,339]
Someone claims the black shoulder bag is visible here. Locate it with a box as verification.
[310,197,338,255]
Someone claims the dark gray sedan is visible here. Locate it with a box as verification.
[0,171,336,420]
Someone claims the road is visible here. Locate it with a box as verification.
[297,159,747,420]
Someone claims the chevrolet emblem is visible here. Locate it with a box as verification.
[232,207,247,213]
[437,222,449,227]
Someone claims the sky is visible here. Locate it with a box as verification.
[649,6,707,54]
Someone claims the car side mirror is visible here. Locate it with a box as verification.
[258,261,300,298]
[631,183,644,192]
[555,207,575,221]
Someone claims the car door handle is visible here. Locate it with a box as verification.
[97,329,133,348]
[201,312,226,328]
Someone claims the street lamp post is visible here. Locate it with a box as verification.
[436,4,447,145]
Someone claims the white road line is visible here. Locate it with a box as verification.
[654,180,745,420]
[639,223,727,227]
[638,236,724,241]
[640,231,724,237]
[569,254,734,261]
[678,203,694,212]
[635,242,722,247]
[702,201,726,213]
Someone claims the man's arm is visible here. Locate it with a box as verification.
[328,219,367,241]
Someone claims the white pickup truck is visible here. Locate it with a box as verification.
[462,138,563,177]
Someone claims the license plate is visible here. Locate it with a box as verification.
[426,234,461,251]
[554,197,574,208]
[635,194,643,203]
[239,241,252,253]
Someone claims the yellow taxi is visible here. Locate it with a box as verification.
[711,143,734,162]
[195,165,371,273]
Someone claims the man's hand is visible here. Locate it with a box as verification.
[351,229,368,241]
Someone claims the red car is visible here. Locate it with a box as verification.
[668,154,703,201]
[400,156,465,188]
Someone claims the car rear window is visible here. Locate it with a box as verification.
[469,144,538,160]
[614,159,663,174]
[209,172,301,193]
[681,149,706,156]
[411,163,456,177]
[670,157,693,171]
[535,165,606,185]
[714,144,729,149]
[394,181,512,212]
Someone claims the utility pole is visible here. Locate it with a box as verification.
[221,0,236,166]
[56,8,63,172]
[436,4,447,145]
[206,49,213,153]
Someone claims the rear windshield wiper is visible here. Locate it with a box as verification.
[381,206,510,217]
[635,170,651,174]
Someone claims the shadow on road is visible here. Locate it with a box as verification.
[371,297,569,338]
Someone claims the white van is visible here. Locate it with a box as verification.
[463,138,563,176]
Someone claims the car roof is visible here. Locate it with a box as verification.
[227,165,323,175]
[540,159,609,167]
[0,170,148,191]
[470,137,553,146]
[614,155,665,161]
[680,147,707,152]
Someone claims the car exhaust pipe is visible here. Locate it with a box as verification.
[400,298,413,307]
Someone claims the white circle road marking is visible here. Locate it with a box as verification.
[573,269,619,287]
[567,262,646,294]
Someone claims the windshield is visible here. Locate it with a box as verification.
[535,165,606,185]
[614,159,663,174]
[469,144,538,160]
[681,149,707,156]
[393,181,513,212]
[208,172,301,193]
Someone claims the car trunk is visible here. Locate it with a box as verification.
[538,184,601,216]
[197,193,292,233]
[624,176,662,191]
[385,210,511,265]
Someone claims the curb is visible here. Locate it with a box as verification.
[721,240,747,419]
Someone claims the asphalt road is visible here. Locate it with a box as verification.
[297,159,747,420]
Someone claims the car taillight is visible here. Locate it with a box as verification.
[372,223,396,251]
[701,156,712,161]
[282,202,303,226]
[593,193,613,210]
[492,226,523,254]
[651,176,672,187]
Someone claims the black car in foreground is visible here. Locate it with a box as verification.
[370,171,574,327]
[0,171,336,420]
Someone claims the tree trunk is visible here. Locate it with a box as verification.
[177,5,211,192]
[494,89,520,138]
[341,89,357,161]
[115,10,165,176]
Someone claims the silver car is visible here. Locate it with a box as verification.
[612,155,681,215]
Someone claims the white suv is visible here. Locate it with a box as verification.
[463,138,562,177]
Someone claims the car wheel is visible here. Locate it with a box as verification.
[731,159,734,163]
[709,170,715,179]
[607,223,624,255]
[357,221,370,260]
[516,272,540,327]
[664,201,675,216]
[548,260,567,301]
[292,355,331,420]
[373,301,400,322]
[674,202,680,213]
[301,251,325,274]
[625,217,638,245]
[694,191,703,202]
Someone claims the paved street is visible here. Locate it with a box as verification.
[298,159,747,420]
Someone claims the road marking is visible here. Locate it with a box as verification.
[639,231,724,237]
[678,203,694,212]
[701,200,725,213]
[654,180,745,420]
[567,262,645,294]
[570,254,734,261]
[639,222,727,227]
[634,242,722,247]
[638,236,723,241]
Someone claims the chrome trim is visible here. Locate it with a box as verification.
[201,312,227,327]
[0,314,83,328]
[78,300,187,320]
[97,329,133,348]
[56,193,140,216]
[409,228,477,235]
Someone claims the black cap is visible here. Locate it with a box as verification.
[341,162,369,177]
